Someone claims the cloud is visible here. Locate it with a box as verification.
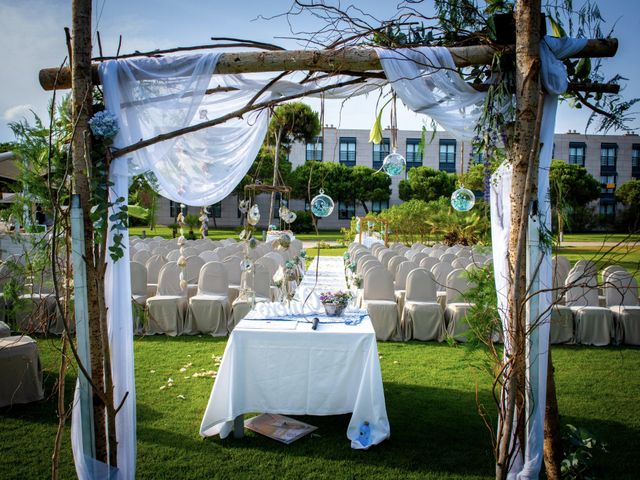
[3,104,35,122]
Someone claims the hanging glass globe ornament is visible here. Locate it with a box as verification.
[240,258,254,272]
[247,204,260,225]
[451,186,476,212]
[382,149,406,177]
[279,205,290,218]
[367,220,375,230]
[310,189,334,218]
[248,237,258,249]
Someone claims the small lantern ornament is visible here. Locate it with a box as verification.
[451,186,476,212]
[247,204,260,225]
[310,189,334,218]
[382,149,406,177]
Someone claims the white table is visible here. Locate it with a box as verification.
[199,315,390,449]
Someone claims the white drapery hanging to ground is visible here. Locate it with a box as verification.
[489,37,587,480]
[73,36,586,479]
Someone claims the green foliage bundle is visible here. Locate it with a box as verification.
[561,424,607,480]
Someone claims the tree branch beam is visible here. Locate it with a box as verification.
[39,38,618,91]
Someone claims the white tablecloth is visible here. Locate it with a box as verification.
[199,315,390,449]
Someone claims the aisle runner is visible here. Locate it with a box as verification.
[296,256,347,302]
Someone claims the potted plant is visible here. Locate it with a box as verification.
[319,291,353,317]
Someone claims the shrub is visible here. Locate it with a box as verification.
[292,210,314,233]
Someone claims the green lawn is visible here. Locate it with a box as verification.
[129,226,342,243]
[1,338,638,479]
[561,233,640,244]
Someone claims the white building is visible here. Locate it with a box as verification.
[155,127,640,229]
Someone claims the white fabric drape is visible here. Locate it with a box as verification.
[489,37,587,480]
[376,46,486,140]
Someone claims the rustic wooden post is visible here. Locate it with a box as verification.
[70,0,109,464]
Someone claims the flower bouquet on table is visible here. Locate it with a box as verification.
[319,291,353,317]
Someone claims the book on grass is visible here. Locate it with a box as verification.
[245,413,317,444]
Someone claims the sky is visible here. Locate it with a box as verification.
[1,0,639,143]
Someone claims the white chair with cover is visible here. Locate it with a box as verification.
[166,249,181,262]
[146,262,187,336]
[371,243,385,256]
[419,256,439,272]
[15,271,57,335]
[132,249,152,265]
[411,252,428,265]
[130,261,148,333]
[393,261,417,310]
[606,271,640,345]
[431,262,454,308]
[145,254,166,297]
[199,250,219,263]
[387,255,405,275]
[230,264,272,328]
[400,268,444,341]
[549,256,573,344]
[444,246,460,255]
[380,251,399,270]
[429,248,445,258]
[451,257,471,270]
[444,268,475,342]
[601,265,627,285]
[222,257,242,304]
[565,268,614,346]
[185,261,230,336]
[439,252,456,265]
[185,255,205,298]
[182,246,199,257]
[362,267,399,341]
[361,259,382,277]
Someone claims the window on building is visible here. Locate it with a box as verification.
[339,137,357,166]
[338,199,356,219]
[439,139,456,172]
[371,199,389,213]
[569,142,586,166]
[305,136,323,161]
[406,138,422,170]
[304,198,310,212]
[600,174,616,195]
[600,143,617,168]
[210,202,222,218]
[372,138,390,170]
[599,202,615,218]
[236,197,242,218]
[632,144,640,169]
[169,200,180,219]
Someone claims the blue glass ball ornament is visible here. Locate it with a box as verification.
[240,258,253,272]
[451,187,476,212]
[310,189,334,218]
[382,150,406,177]
[358,421,371,448]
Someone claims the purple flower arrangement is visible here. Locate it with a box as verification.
[319,291,353,307]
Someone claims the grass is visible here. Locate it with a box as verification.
[561,233,640,243]
[1,338,638,479]
[129,226,343,243]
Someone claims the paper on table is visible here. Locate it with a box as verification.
[237,320,299,330]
